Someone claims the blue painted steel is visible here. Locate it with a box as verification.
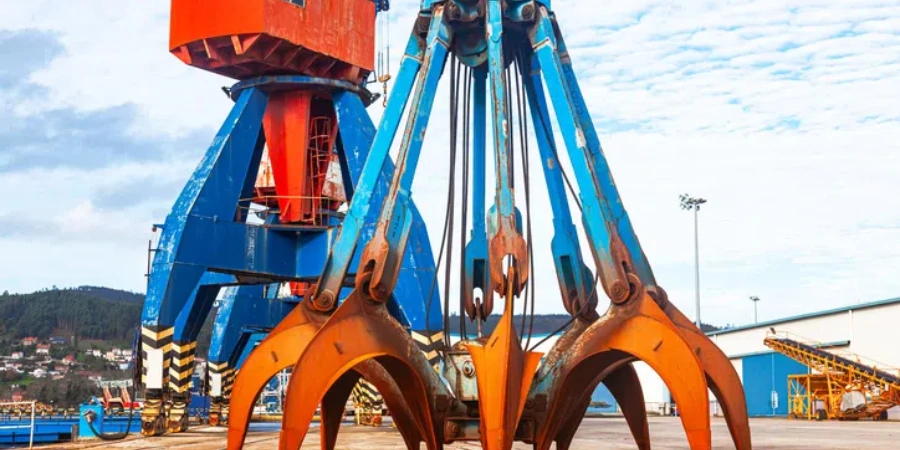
[311,15,432,302]
[172,272,234,342]
[741,353,808,417]
[236,132,266,224]
[145,82,444,361]
[374,0,390,13]
[463,69,490,313]
[143,91,443,326]
[485,0,515,222]
[143,88,268,328]
[521,57,592,311]
[367,10,452,293]
[207,284,294,368]
[589,383,617,414]
[229,75,375,103]
[188,393,210,419]
[77,403,104,439]
[529,10,650,297]
[236,333,267,367]
[552,26,656,288]
[333,92,441,330]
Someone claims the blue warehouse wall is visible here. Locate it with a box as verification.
[589,383,617,413]
[742,352,808,417]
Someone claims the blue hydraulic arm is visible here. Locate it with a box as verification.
[333,92,442,334]
[358,11,452,304]
[485,0,528,298]
[309,9,452,310]
[308,31,428,308]
[529,8,651,303]
[463,68,490,322]
[520,56,594,316]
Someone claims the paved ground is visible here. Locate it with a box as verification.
[51,417,900,449]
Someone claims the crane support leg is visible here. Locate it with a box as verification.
[140,89,266,436]
[141,271,231,436]
[167,276,230,433]
[206,284,293,426]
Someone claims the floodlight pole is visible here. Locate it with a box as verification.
[750,296,760,324]
[680,194,707,329]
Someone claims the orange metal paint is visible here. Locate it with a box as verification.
[465,267,542,450]
[532,292,713,450]
[487,223,529,299]
[278,290,445,450]
[263,92,312,224]
[543,362,650,450]
[226,305,323,449]
[225,303,426,450]
[652,288,752,450]
[261,93,340,224]
[604,364,651,450]
[169,0,374,81]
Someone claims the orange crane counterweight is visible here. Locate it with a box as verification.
[169,0,375,83]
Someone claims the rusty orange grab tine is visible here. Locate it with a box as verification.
[279,292,443,450]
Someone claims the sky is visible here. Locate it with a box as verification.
[0,0,898,328]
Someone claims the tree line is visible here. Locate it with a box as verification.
[0,289,141,341]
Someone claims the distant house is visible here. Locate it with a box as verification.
[118,362,130,371]
[36,344,50,355]
[49,336,67,345]
[111,348,123,356]
[62,355,76,366]
[105,351,117,361]
[10,352,23,360]
[31,368,47,378]
[10,390,24,402]
[120,349,133,358]
[21,337,37,346]
[90,349,102,358]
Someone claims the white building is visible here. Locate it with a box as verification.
[620,296,900,418]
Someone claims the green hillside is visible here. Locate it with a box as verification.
[0,288,141,341]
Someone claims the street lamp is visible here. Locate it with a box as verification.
[750,296,760,324]
[680,194,707,329]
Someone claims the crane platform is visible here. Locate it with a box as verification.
[764,331,900,420]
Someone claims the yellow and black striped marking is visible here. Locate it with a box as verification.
[412,330,444,372]
[207,362,235,427]
[141,326,174,390]
[207,361,237,399]
[168,340,197,394]
[352,378,384,427]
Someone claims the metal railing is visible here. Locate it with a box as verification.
[0,401,36,448]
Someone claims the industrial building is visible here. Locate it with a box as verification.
[589,296,900,418]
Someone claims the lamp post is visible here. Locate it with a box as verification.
[680,194,707,329]
[750,296,760,324]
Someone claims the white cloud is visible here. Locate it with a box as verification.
[1,0,899,328]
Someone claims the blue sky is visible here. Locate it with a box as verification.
[0,0,898,328]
